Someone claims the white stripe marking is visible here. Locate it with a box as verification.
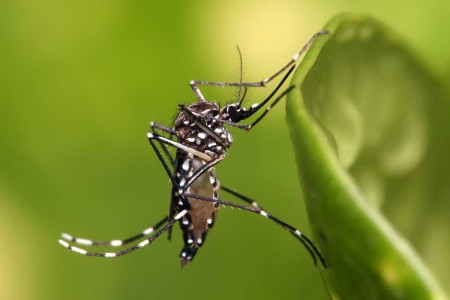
[59,239,69,248]
[110,240,123,246]
[198,132,207,139]
[182,160,190,171]
[61,233,73,241]
[104,253,116,257]
[260,211,269,217]
[138,240,150,248]
[143,227,154,235]
[71,246,87,255]
[174,210,188,220]
[295,230,302,236]
[75,238,93,246]
[147,133,154,138]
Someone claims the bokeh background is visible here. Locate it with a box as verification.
[1,1,449,299]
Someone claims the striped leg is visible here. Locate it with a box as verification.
[183,193,327,268]
[150,122,176,166]
[58,210,188,257]
[60,216,168,247]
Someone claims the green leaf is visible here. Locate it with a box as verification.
[287,14,448,299]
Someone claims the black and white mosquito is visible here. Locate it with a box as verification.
[59,31,328,268]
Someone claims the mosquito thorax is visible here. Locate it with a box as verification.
[173,101,233,155]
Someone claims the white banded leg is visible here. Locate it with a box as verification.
[58,210,188,257]
[183,193,327,268]
[60,216,168,247]
[189,31,328,102]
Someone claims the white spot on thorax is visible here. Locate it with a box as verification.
[182,160,190,171]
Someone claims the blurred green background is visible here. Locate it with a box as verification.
[1,1,449,299]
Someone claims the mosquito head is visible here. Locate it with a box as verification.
[221,102,256,123]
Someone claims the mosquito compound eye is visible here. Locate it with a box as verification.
[223,105,240,122]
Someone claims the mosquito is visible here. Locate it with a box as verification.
[59,30,328,268]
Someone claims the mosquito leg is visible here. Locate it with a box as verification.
[189,31,327,102]
[246,85,295,129]
[150,122,176,167]
[184,193,327,268]
[58,210,188,257]
[60,216,168,247]
[220,185,261,209]
[148,133,212,162]
[150,122,173,134]
[147,134,192,211]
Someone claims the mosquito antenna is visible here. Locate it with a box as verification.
[240,86,248,104]
[236,44,244,107]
